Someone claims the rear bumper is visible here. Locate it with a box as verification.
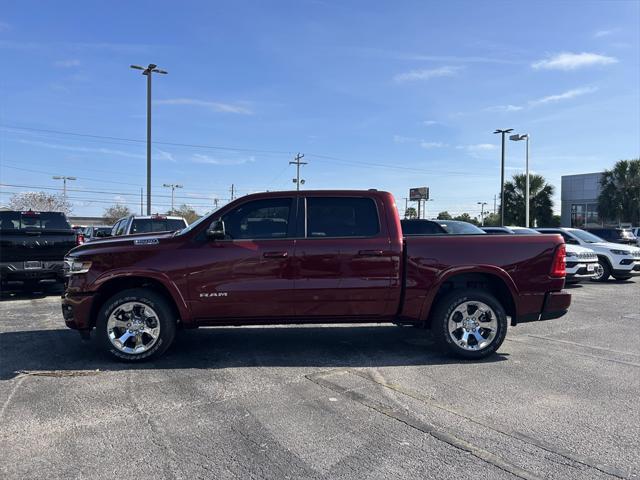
[61,292,95,331]
[515,291,571,324]
[1,261,64,285]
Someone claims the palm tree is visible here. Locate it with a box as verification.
[502,174,555,227]
[598,159,640,225]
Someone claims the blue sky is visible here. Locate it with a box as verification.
[1,0,639,218]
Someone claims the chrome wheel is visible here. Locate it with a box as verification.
[593,263,605,280]
[448,301,498,351]
[107,302,161,355]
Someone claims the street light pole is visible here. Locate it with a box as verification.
[477,201,488,226]
[163,183,183,212]
[52,175,76,201]
[493,129,513,226]
[510,133,530,227]
[131,63,168,215]
[289,153,307,191]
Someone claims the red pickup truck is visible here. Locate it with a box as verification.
[62,190,570,362]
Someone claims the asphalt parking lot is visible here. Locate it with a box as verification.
[1,280,639,480]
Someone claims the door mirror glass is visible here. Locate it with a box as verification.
[207,220,226,240]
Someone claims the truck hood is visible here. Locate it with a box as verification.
[565,244,596,255]
[69,232,174,255]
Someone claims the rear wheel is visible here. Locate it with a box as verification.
[431,289,507,359]
[96,288,176,362]
[591,258,611,282]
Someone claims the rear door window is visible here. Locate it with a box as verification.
[0,211,71,230]
[306,197,379,238]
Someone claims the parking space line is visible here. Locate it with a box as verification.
[524,335,640,358]
[346,368,630,480]
[306,369,544,480]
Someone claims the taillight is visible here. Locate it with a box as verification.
[550,243,566,278]
[76,234,85,245]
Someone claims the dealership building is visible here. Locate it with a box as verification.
[560,172,604,228]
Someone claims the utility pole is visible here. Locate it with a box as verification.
[130,63,168,215]
[52,176,76,201]
[477,201,488,226]
[140,188,143,215]
[163,183,183,212]
[403,198,409,218]
[230,184,235,201]
[493,194,497,215]
[493,128,513,226]
[289,153,307,191]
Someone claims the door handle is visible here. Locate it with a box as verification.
[263,251,288,258]
[358,249,384,257]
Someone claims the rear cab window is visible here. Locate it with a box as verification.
[0,211,71,230]
[130,218,186,234]
[305,197,379,238]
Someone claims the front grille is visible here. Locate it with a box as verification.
[576,252,597,260]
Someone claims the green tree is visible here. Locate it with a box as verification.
[404,207,417,219]
[437,211,452,220]
[103,204,131,224]
[483,213,501,226]
[168,204,200,224]
[597,159,640,225]
[453,213,479,226]
[502,174,555,227]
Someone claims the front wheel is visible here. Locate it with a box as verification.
[591,259,611,282]
[612,275,632,281]
[431,289,508,359]
[96,288,176,362]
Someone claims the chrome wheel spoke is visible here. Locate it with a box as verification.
[447,300,498,352]
[107,302,161,355]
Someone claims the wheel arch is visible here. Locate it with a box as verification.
[89,273,190,329]
[420,268,518,328]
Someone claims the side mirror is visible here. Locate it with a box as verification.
[207,220,226,240]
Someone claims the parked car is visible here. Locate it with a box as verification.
[400,219,447,235]
[482,226,598,283]
[110,214,188,237]
[1,210,78,291]
[632,228,640,246]
[584,227,637,246]
[537,227,640,281]
[63,190,570,362]
[82,225,113,243]
[435,220,486,234]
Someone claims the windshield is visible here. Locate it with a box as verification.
[0,211,71,230]
[131,218,187,234]
[438,221,485,234]
[571,229,606,243]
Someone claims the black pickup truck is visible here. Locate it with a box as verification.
[0,210,77,291]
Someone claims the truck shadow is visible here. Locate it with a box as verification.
[0,325,509,380]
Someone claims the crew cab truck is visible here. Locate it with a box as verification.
[62,190,570,362]
[1,210,77,291]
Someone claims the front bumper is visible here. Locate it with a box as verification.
[61,292,95,331]
[612,260,640,276]
[566,262,597,281]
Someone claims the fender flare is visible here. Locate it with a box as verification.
[418,265,519,322]
[92,269,191,324]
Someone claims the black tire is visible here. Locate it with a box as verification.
[96,288,176,362]
[591,257,611,282]
[431,289,508,360]
[612,275,632,281]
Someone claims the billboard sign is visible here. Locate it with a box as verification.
[409,187,429,201]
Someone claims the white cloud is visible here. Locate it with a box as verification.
[393,134,417,143]
[54,59,80,67]
[420,141,446,149]
[155,149,175,162]
[394,66,461,83]
[157,98,253,115]
[485,104,523,113]
[17,139,144,159]
[532,52,617,70]
[594,29,616,38]
[422,120,439,126]
[528,86,597,106]
[191,153,255,165]
[458,144,497,152]
[0,21,10,32]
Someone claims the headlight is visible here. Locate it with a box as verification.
[610,249,629,256]
[64,257,92,275]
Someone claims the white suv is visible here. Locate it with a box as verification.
[537,227,640,282]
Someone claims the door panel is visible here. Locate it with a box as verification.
[187,239,295,320]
